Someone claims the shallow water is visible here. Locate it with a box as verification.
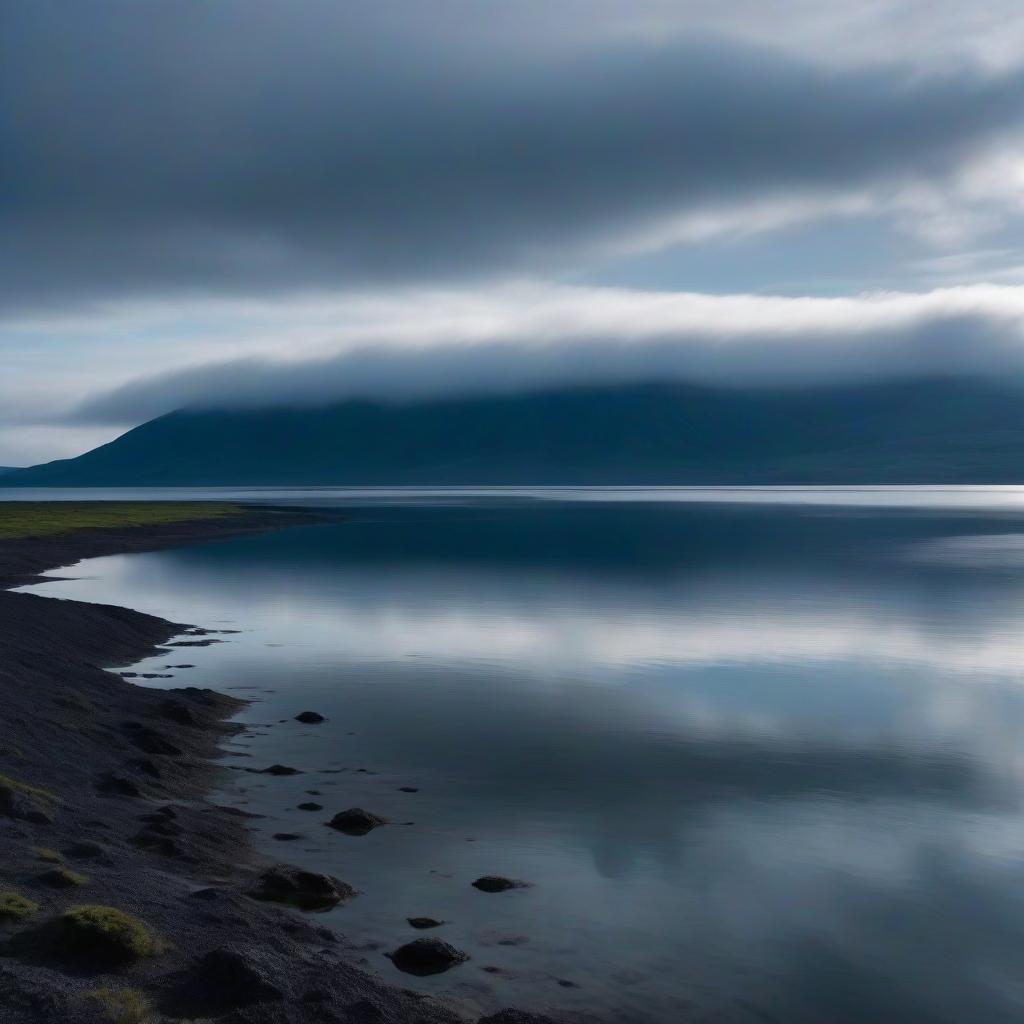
[19,490,1024,1023]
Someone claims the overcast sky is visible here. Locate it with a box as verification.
[4,1,1024,464]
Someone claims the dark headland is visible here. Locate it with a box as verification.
[0,504,559,1024]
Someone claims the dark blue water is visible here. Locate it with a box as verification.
[21,494,1024,1023]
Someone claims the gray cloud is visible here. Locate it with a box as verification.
[4,2,1024,310]
[74,284,1024,422]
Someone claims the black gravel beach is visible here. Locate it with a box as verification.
[0,505,559,1024]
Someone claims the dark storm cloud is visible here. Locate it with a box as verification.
[3,1,1024,309]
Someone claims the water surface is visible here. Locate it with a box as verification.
[20,490,1024,1023]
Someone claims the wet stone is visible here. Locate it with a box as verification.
[249,866,356,910]
[388,937,469,976]
[253,764,303,776]
[324,808,387,836]
[472,876,530,893]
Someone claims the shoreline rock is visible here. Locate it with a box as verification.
[249,865,356,910]
[388,937,470,976]
[324,807,387,835]
[472,876,532,893]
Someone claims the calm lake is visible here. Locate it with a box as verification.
[16,487,1024,1023]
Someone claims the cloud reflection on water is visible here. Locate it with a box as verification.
[22,501,1024,1022]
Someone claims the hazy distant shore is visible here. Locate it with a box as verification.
[0,506,546,1024]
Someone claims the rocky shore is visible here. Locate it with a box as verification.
[0,508,560,1024]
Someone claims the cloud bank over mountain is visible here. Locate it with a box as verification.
[77,284,1024,422]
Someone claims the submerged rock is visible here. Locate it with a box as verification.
[249,866,356,910]
[297,802,323,811]
[324,808,387,835]
[272,832,303,841]
[407,917,445,930]
[253,764,303,776]
[472,876,530,893]
[294,711,326,724]
[388,937,469,976]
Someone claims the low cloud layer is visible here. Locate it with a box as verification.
[4,3,1024,310]
[6,4,1024,464]
[76,284,1024,423]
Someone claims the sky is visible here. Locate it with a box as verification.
[4,1,1024,464]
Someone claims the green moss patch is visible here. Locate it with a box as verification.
[0,502,244,540]
[49,905,159,966]
[33,847,62,863]
[0,891,39,923]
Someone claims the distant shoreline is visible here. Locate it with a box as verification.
[0,503,324,588]
[0,505,536,1023]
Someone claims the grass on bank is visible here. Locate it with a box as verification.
[50,905,160,965]
[0,502,245,540]
[0,890,39,923]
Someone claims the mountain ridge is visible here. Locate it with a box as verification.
[5,377,1024,486]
